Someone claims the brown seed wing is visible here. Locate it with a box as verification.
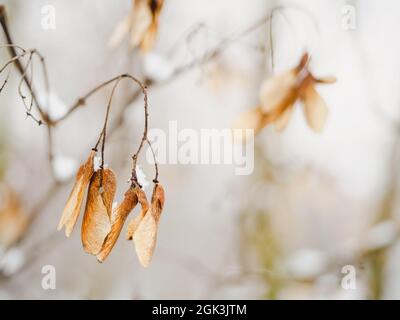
[81,169,116,255]
[130,0,153,48]
[151,183,165,223]
[57,151,95,237]
[97,188,138,262]
[135,187,149,212]
[132,183,165,267]
[140,0,163,52]
[140,21,158,52]
[100,169,117,219]
[315,76,337,84]
[296,53,309,72]
[274,104,294,132]
[259,69,298,114]
[132,209,158,267]
[126,187,149,240]
[301,85,329,133]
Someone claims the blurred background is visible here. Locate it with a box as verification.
[1,0,400,299]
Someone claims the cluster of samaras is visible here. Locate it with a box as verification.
[233,53,336,136]
[57,150,165,267]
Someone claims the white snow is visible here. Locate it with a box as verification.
[286,248,328,279]
[37,91,69,121]
[52,155,78,182]
[142,53,174,82]
[0,248,25,277]
[136,165,149,189]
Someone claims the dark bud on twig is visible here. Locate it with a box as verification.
[77,98,86,106]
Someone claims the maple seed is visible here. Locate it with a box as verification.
[57,150,95,237]
[81,168,116,255]
[130,183,165,267]
[97,188,138,262]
